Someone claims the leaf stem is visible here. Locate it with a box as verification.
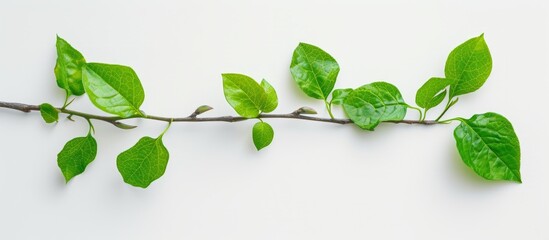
[435,98,458,121]
[61,91,70,109]
[159,119,173,137]
[407,105,423,122]
[86,118,95,135]
[324,100,335,119]
[437,117,463,124]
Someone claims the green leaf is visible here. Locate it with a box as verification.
[331,88,353,105]
[453,112,521,182]
[290,43,340,100]
[57,133,97,183]
[82,63,145,118]
[446,34,492,98]
[252,121,274,151]
[54,36,87,96]
[343,82,408,130]
[415,77,453,110]
[260,79,278,113]
[117,136,169,188]
[222,73,266,118]
[39,103,59,123]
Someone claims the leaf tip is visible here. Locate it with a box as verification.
[516,179,522,184]
[514,174,522,184]
[255,145,265,151]
[297,42,312,48]
[63,175,72,184]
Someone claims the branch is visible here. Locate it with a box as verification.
[0,100,439,126]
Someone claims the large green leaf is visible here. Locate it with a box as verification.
[57,133,97,183]
[82,63,145,118]
[39,103,59,123]
[117,136,169,188]
[415,77,453,111]
[54,36,87,96]
[260,79,278,113]
[222,73,266,118]
[453,112,521,182]
[290,43,340,100]
[252,121,274,151]
[446,34,492,98]
[343,82,407,130]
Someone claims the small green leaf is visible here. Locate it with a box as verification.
[343,82,408,130]
[54,36,87,96]
[415,77,453,111]
[82,63,145,118]
[252,121,274,151]
[57,133,97,183]
[222,73,266,118]
[260,79,278,113]
[331,88,353,105]
[453,112,521,182]
[117,136,169,188]
[39,103,59,123]
[446,34,492,98]
[290,43,340,100]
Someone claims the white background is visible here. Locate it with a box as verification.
[0,0,548,239]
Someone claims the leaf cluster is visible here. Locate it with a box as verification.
[38,34,521,188]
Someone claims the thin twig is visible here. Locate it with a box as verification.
[0,101,439,127]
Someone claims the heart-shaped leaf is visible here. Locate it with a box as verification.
[82,63,145,118]
[453,112,521,182]
[222,73,267,118]
[446,34,492,98]
[252,121,274,151]
[117,136,169,188]
[343,82,407,130]
[290,43,340,100]
[57,133,97,183]
[54,36,87,96]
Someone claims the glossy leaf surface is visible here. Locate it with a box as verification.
[331,88,353,105]
[343,82,407,130]
[82,63,145,118]
[453,112,521,182]
[290,43,340,100]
